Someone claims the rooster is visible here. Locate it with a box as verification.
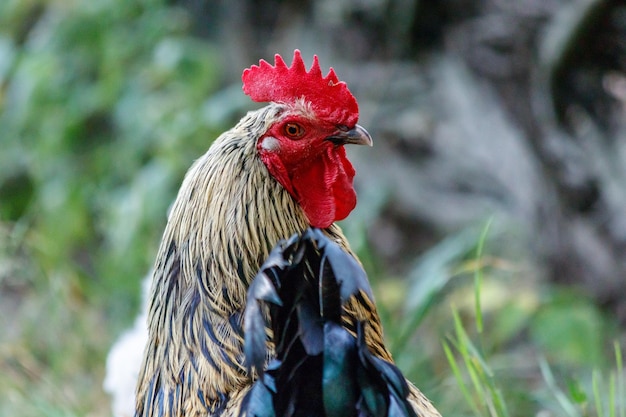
[134,50,441,417]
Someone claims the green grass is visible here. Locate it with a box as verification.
[368,220,625,417]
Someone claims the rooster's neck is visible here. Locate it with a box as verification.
[136,106,350,416]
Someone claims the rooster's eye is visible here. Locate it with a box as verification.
[283,122,305,139]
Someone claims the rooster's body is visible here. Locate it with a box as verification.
[134,51,441,417]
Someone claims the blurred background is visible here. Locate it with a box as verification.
[1,0,625,416]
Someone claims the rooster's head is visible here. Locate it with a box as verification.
[242,50,372,228]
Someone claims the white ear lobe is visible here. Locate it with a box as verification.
[260,136,280,151]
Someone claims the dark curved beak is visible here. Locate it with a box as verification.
[326,124,373,147]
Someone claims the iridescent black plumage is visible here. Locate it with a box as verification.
[241,228,419,417]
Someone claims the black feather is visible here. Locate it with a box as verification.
[241,228,418,417]
[241,379,276,417]
[322,322,358,417]
[307,228,373,302]
[244,270,282,375]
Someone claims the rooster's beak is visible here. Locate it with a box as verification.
[326,124,373,147]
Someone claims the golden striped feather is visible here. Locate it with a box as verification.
[134,103,441,417]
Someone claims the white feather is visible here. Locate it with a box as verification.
[103,274,151,417]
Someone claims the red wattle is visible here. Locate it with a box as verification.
[260,140,358,228]
[292,146,356,228]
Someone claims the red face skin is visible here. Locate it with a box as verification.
[257,111,357,229]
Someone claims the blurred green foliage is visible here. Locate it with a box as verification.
[0,0,226,312]
[0,0,232,415]
[367,225,624,417]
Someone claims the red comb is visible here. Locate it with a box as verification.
[242,50,359,127]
